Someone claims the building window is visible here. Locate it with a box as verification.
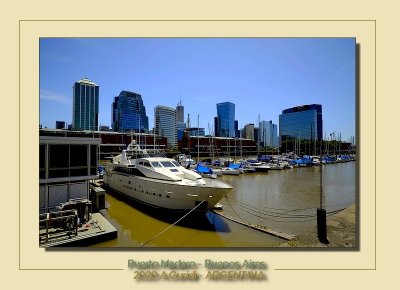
[39,145,46,179]
[70,145,87,167]
[49,145,69,168]
[45,144,98,178]
[48,169,69,178]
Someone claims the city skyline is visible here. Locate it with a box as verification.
[40,38,356,141]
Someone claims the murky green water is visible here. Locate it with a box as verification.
[92,162,356,248]
[218,162,356,236]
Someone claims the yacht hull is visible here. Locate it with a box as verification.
[103,171,231,211]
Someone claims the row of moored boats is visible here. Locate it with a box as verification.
[184,153,356,178]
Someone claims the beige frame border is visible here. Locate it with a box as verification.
[19,19,375,271]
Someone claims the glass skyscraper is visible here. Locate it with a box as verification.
[111,96,119,131]
[177,122,187,141]
[155,105,177,148]
[72,77,99,131]
[176,100,185,141]
[111,91,149,132]
[279,104,323,143]
[216,102,235,137]
[234,120,239,138]
[259,120,278,148]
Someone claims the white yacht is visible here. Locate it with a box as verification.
[245,161,270,172]
[103,142,232,211]
[221,167,241,175]
[242,165,256,173]
[268,163,285,170]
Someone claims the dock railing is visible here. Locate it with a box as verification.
[39,209,78,244]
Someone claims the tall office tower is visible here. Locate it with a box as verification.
[272,123,278,147]
[279,104,323,143]
[72,77,99,131]
[260,120,279,148]
[234,120,239,138]
[111,96,119,131]
[244,123,255,140]
[155,105,177,148]
[177,122,187,141]
[214,117,219,137]
[254,127,259,144]
[176,99,184,123]
[216,102,235,137]
[112,91,149,132]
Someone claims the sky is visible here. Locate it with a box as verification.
[40,38,356,142]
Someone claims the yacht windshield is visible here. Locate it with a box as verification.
[138,161,151,167]
[151,161,162,168]
[171,161,181,167]
[160,161,175,167]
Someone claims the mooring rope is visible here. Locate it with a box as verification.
[140,200,205,247]
[224,195,347,223]
[223,195,245,223]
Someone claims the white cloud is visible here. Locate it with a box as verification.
[40,89,71,104]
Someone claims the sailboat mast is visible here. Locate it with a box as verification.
[153,125,156,151]
[257,114,260,154]
[240,129,242,160]
[138,114,141,146]
[197,114,200,163]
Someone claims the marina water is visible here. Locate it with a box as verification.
[92,161,356,247]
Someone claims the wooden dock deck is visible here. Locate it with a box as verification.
[40,212,117,247]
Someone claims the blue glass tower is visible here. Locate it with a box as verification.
[216,102,235,137]
[260,120,278,148]
[279,104,323,142]
[111,96,119,131]
[72,77,99,131]
[112,91,149,132]
[234,120,239,138]
[177,122,186,141]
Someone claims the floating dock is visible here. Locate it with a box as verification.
[39,212,117,247]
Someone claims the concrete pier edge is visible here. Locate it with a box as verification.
[212,203,356,248]
[280,204,356,248]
